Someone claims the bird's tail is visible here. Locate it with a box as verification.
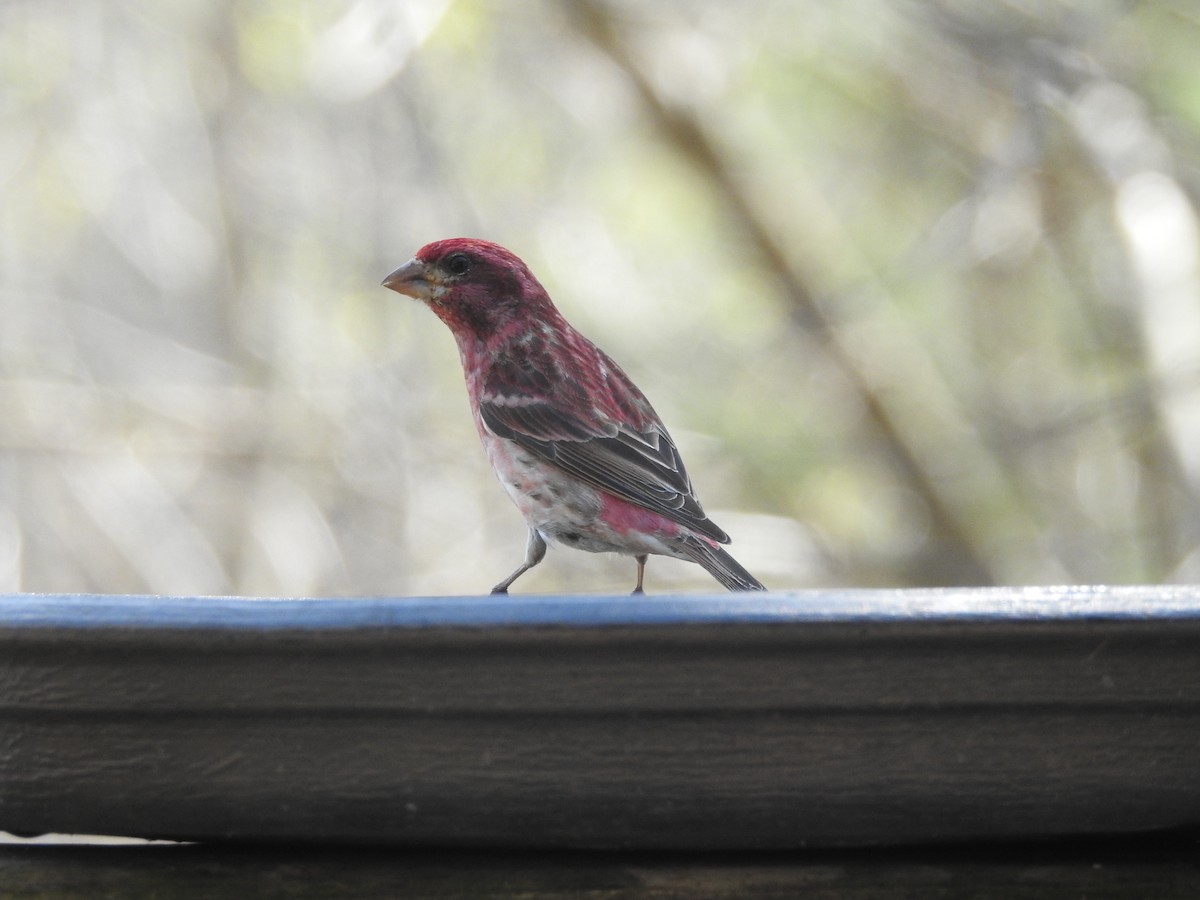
[679,535,766,591]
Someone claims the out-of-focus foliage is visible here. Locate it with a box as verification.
[1,0,1199,595]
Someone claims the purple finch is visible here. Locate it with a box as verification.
[383,238,765,593]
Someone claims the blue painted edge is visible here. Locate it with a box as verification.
[0,586,1199,631]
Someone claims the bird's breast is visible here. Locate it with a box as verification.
[474,423,689,561]
[478,428,602,531]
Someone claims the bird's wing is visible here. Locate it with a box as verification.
[479,352,730,544]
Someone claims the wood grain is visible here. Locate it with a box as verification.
[4,837,1200,899]
[2,588,1199,848]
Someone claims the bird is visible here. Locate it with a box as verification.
[382,238,765,594]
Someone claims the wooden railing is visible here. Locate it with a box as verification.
[2,588,1199,895]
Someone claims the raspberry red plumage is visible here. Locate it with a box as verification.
[382,238,765,593]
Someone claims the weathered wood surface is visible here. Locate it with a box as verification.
[2,836,1199,899]
[2,587,1199,849]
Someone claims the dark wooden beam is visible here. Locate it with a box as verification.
[2,588,1199,848]
[4,836,1200,899]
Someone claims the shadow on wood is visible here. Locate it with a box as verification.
[3,835,1200,899]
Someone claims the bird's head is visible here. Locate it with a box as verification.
[382,238,558,341]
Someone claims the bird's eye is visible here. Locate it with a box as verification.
[444,253,472,276]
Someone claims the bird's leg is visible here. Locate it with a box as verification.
[490,529,547,594]
[631,554,648,595]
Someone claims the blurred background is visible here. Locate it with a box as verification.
[2,0,1199,596]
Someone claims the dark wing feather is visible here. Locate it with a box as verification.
[480,358,730,544]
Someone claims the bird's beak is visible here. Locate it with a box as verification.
[382,258,434,300]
